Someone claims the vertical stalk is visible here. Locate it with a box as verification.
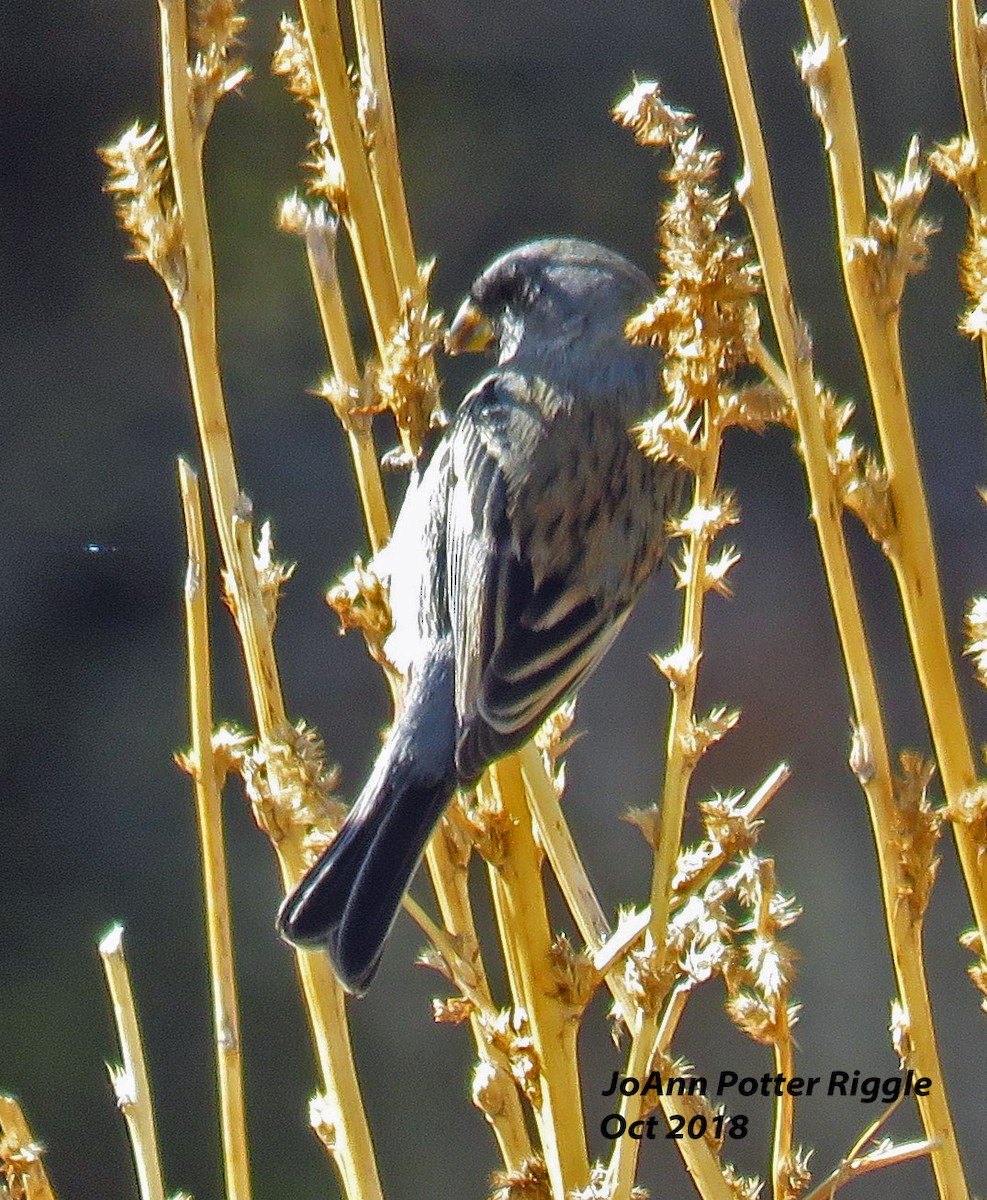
[648,425,723,953]
[99,926,167,1200]
[802,0,987,947]
[296,0,400,351]
[707,4,968,1195]
[178,462,252,1200]
[349,0,418,290]
[485,757,590,1198]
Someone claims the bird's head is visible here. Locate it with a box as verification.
[445,238,656,388]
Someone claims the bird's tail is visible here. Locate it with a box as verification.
[277,642,458,994]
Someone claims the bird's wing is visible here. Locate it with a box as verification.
[446,372,628,783]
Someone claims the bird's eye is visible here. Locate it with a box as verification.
[477,264,541,314]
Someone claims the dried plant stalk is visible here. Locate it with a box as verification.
[0,1095,57,1200]
[799,0,987,946]
[103,5,384,1198]
[176,461,251,1200]
[280,198,390,555]
[707,4,968,1196]
[294,0,400,347]
[99,925,168,1200]
[349,0,418,290]
[483,758,590,1196]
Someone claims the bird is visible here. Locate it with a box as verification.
[277,237,685,994]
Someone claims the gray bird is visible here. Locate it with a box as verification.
[278,237,684,993]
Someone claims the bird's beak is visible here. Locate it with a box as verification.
[445,299,494,355]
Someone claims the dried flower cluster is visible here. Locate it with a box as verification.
[272,17,344,211]
[847,138,937,315]
[372,260,448,465]
[240,722,345,860]
[100,124,186,303]
[189,0,250,135]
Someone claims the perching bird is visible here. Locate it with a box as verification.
[278,237,684,993]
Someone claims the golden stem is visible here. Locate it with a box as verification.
[349,0,418,290]
[520,744,755,1199]
[709,3,969,1195]
[648,426,722,954]
[518,743,612,946]
[802,0,987,947]
[606,1010,659,1199]
[421,832,534,1171]
[98,925,167,1200]
[274,839,385,1200]
[300,213,391,555]
[296,0,399,351]
[951,0,987,206]
[158,0,286,736]
[804,1140,936,1200]
[156,8,384,1196]
[178,461,252,1200]
[484,756,590,1197]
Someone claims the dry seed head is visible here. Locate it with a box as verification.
[849,723,876,784]
[778,1148,813,1199]
[796,34,841,150]
[189,0,250,135]
[652,640,701,689]
[254,521,295,628]
[489,1158,552,1200]
[486,1010,541,1104]
[612,79,693,149]
[721,1166,765,1200]
[699,790,763,856]
[273,17,345,210]
[959,930,987,1010]
[459,786,513,865]
[743,935,796,1003]
[929,135,978,206]
[892,751,941,921]
[273,16,329,137]
[624,928,681,1012]
[670,492,741,541]
[946,780,987,869]
[571,1165,650,1200]
[623,804,659,848]
[680,706,741,766]
[848,138,938,314]
[725,991,781,1044]
[672,893,734,988]
[965,596,987,688]
[704,544,742,597]
[636,409,704,472]
[889,999,912,1063]
[326,556,393,668]
[100,123,187,303]
[833,435,894,550]
[618,78,759,419]
[374,261,447,460]
[721,382,795,433]
[432,995,476,1024]
[548,935,596,1009]
[240,722,344,852]
[309,1093,337,1153]
[534,697,580,798]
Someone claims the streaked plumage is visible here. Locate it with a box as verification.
[278,238,684,993]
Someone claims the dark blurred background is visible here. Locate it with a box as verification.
[2,1,986,1197]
